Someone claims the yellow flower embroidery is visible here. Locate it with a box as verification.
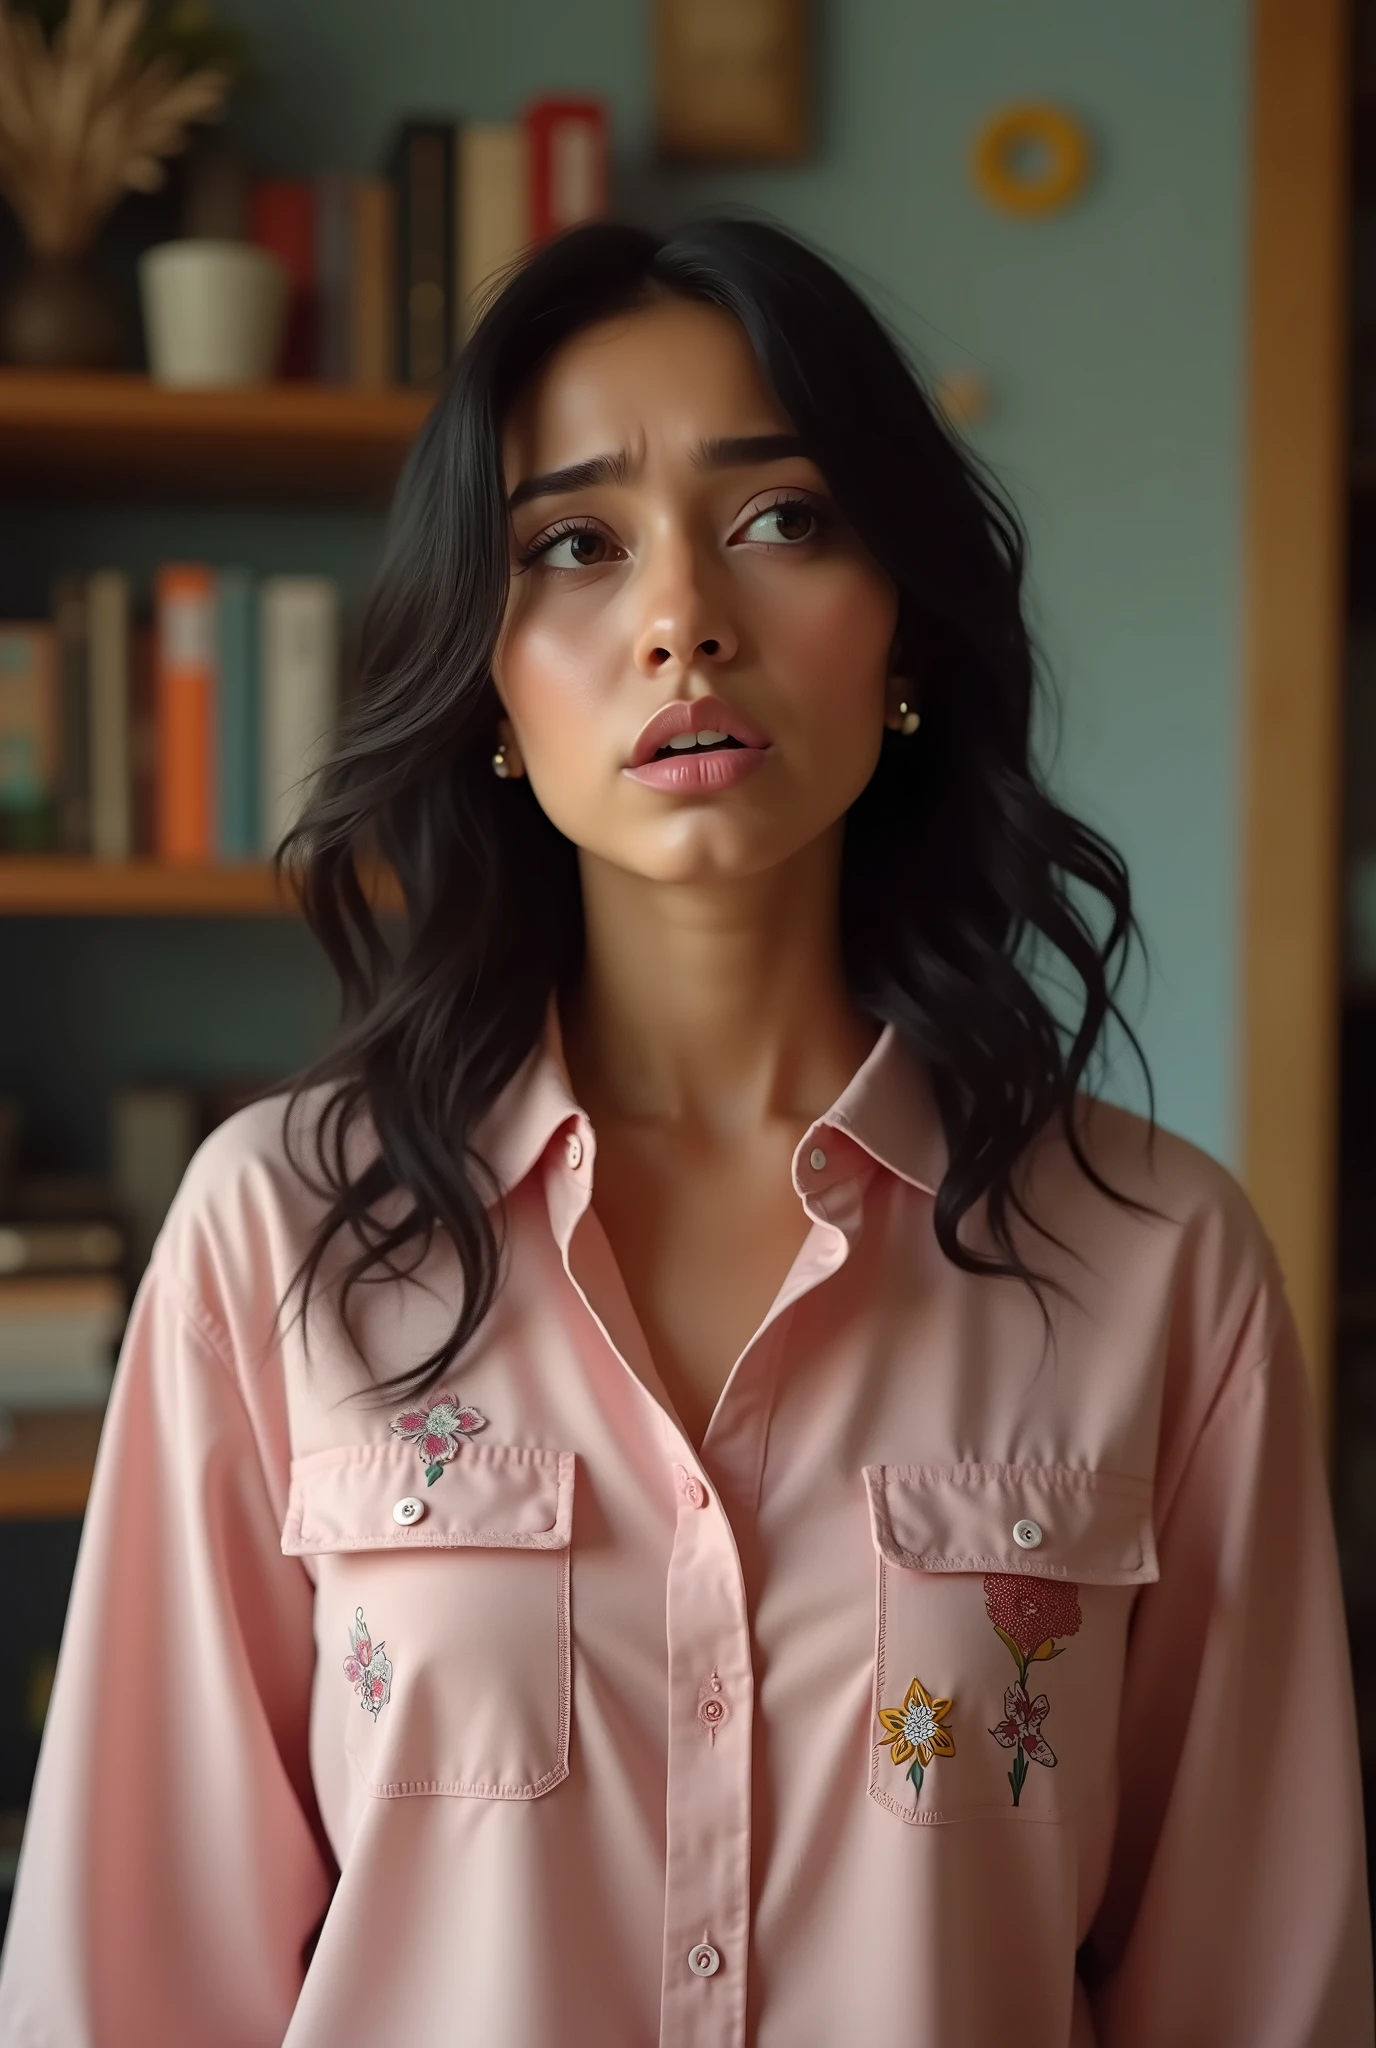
[876,1674,956,1804]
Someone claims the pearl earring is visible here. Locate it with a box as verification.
[896,700,921,736]
[492,742,511,779]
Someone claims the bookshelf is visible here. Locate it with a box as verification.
[0,1412,105,1520]
[0,371,434,506]
[0,857,402,916]
[0,374,423,1521]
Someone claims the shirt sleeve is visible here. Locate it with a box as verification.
[0,1260,336,2047]
[1081,1292,1375,2045]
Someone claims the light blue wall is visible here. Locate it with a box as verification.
[209,0,1250,1162]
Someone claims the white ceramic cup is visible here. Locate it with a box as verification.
[138,239,288,387]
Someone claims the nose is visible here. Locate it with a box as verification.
[632,535,739,677]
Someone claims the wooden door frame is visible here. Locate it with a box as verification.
[1241,0,1349,1451]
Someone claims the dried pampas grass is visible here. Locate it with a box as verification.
[0,0,231,256]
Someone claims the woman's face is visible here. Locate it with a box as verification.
[492,295,905,885]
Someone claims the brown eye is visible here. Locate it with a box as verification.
[739,499,820,545]
[537,526,612,569]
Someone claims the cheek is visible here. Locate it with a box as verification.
[755,561,894,721]
[495,597,621,767]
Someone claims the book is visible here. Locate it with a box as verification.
[52,572,90,854]
[259,575,340,853]
[215,567,258,859]
[0,622,57,851]
[390,121,454,385]
[110,1086,199,1273]
[351,177,397,387]
[87,567,132,861]
[526,99,608,242]
[315,171,353,383]
[0,1272,125,1409]
[154,563,217,863]
[454,123,530,342]
[129,620,158,858]
[249,178,317,378]
[0,1221,124,1276]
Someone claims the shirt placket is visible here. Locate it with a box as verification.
[546,1112,864,2048]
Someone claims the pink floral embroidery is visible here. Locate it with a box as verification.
[990,1683,1057,1767]
[389,1391,487,1484]
[983,1571,1082,1806]
[343,1605,393,1722]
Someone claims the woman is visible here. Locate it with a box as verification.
[0,220,1369,2045]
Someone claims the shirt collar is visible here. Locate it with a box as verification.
[470,993,947,1204]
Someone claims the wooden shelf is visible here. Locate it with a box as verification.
[0,370,434,505]
[0,857,401,916]
[0,1409,103,1520]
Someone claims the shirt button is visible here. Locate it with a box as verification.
[393,1496,426,1526]
[808,1145,828,1171]
[674,1463,707,1509]
[1013,1518,1043,1549]
[697,1694,728,1731]
[687,1942,720,1977]
[564,1131,583,1170]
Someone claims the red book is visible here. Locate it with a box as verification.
[154,565,216,863]
[249,179,317,378]
[525,99,608,243]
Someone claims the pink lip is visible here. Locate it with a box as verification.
[627,695,772,770]
[625,746,770,793]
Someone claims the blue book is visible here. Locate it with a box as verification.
[216,567,258,859]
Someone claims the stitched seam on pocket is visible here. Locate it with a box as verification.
[348,1546,572,1800]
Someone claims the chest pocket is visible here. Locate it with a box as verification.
[863,1461,1159,1826]
[282,1440,574,1800]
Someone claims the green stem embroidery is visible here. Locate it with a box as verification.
[424,1461,445,1485]
[906,1758,925,1804]
[1009,1748,1028,1806]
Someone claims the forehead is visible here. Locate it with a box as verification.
[501,297,793,477]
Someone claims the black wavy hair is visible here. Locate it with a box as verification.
[282,216,1147,1406]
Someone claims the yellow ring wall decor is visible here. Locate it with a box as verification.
[972,103,1093,218]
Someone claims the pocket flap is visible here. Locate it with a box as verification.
[281,1441,575,1556]
[863,1461,1158,1584]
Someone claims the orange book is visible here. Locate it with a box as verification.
[154,564,216,862]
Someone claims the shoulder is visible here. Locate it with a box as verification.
[1019,1095,1294,1384]
[148,1083,374,1348]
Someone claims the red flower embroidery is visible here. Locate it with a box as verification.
[983,1570,1082,1806]
[989,1683,1057,1768]
[983,1573,1082,1660]
[343,1605,393,1722]
[390,1392,487,1484]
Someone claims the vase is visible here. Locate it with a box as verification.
[137,239,287,387]
[0,255,125,370]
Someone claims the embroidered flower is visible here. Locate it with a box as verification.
[990,1682,1057,1768]
[983,1573,1082,1663]
[876,1674,955,1805]
[343,1605,393,1722]
[390,1392,487,1484]
[983,1571,1082,1805]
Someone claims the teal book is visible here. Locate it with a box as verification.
[216,568,258,858]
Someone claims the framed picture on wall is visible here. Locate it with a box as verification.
[655,0,809,162]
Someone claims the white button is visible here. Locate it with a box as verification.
[808,1146,827,1171]
[1013,1518,1043,1549]
[393,1496,426,1526]
[687,1942,720,1977]
[564,1131,583,1170]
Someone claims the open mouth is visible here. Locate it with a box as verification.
[649,731,747,762]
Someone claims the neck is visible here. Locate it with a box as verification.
[560,827,880,1142]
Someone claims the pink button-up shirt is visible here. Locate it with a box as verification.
[1,1012,1371,2046]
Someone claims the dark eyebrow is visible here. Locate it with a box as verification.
[507,433,809,511]
[508,449,632,510]
[692,434,808,469]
